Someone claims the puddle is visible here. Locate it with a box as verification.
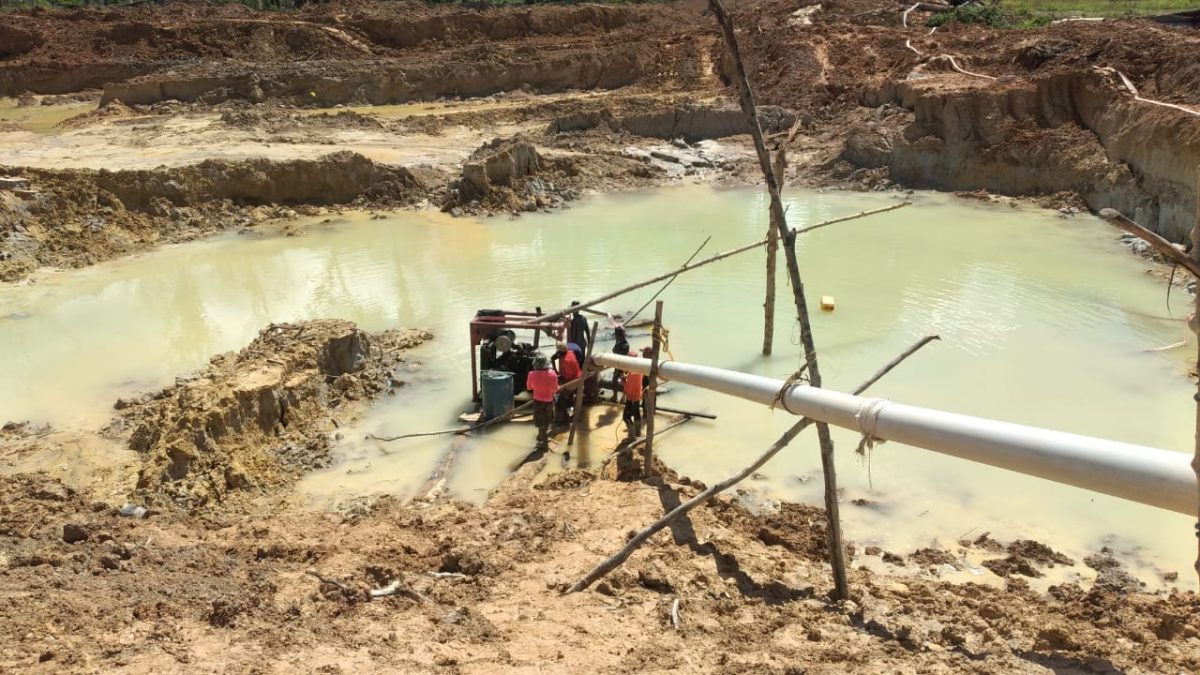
[0,185,1193,585]
[0,98,96,134]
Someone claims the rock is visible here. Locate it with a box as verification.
[119,502,148,519]
[842,125,893,169]
[459,136,541,200]
[62,523,89,544]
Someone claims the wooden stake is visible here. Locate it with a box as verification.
[709,0,849,600]
[643,301,664,477]
[1192,170,1200,583]
[565,335,940,594]
[568,322,600,447]
[763,151,783,356]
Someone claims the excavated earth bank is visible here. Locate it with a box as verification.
[3,1,1200,671]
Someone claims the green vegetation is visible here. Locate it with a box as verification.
[1000,0,1195,18]
[924,0,1189,29]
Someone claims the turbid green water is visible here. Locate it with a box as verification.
[1,185,1194,583]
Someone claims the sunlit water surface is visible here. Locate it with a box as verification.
[1,185,1194,583]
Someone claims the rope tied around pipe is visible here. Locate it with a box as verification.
[853,397,891,456]
[770,364,810,414]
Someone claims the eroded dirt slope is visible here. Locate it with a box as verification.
[2,465,1199,673]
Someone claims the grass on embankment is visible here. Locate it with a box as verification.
[1001,0,1197,18]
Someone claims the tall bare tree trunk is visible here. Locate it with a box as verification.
[1192,170,1200,584]
[709,0,849,600]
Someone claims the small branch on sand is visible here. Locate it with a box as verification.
[369,579,430,603]
[306,569,352,593]
[429,571,469,580]
[670,598,682,630]
[564,335,940,594]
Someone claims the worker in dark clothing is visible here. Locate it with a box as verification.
[569,302,600,403]
[610,326,630,402]
[526,354,559,452]
[568,301,590,353]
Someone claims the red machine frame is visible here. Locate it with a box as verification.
[469,309,569,401]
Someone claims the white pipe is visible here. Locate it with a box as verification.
[594,353,1196,515]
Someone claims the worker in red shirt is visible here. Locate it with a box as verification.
[554,342,582,423]
[526,354,559,452]
[621,351,646,437]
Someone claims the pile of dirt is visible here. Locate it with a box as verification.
[0,152,425,281]
[2,464,1199,672]
[105,320,431,512]
[443,134,661,216]
[0,2,707,104]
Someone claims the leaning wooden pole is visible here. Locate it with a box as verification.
[565,335,940,594]
[533,203,907,326]
[1192,171,1200,583]
[643,301,664,477]
[709,0,849,600]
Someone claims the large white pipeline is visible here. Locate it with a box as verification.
[593,353,1197,516]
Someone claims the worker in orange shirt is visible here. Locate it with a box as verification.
[554,342,583,423]
[621,352,646,438]
[526,354,559,452]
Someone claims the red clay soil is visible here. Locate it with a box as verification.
[3,467,1200,673]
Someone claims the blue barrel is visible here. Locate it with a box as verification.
[480,370,514,421]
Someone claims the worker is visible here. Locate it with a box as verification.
[622,355,646,438]
[568,301,591,354]
[526,354,558,452]
[552,341,584,371]
[610,326,630,403]
[554,342,582,423]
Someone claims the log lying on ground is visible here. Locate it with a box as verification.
[1100,208,1200,278]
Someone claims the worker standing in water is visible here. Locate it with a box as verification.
[554,342,582,423]
[526,354,558,452]
[621,351,645,438]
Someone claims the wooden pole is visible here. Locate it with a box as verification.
[643,301,664,477]
[566,335,940,594]
[629,237,711,324]
[1192,171,1200,583]
[763,150,782,356]
[533,203,907,326]
[709,0,849,600]
[1100,209,1200,278]
[568,322,600,447]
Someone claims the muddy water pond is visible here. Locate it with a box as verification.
[1,186,1195,583]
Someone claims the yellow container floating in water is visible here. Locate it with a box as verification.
[820,296,836,311]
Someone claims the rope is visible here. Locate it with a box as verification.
[649,325,675,382]
[770,365,809,414]
[853,397,891,456]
